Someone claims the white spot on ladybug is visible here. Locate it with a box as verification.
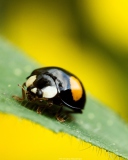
[26,75,36,87]
[42,86,57,98]
[31,88,37,94]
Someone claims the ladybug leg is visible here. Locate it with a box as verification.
[56,106,65,122]
[57,109,82,122]
[36,99,53,114]
[33,97,48,102]
[21,83,26,100]
[47,100,53,107]
[37,106,44,114]
[62,109,82,120]
[55,104,69,122]
[12,83,26,101]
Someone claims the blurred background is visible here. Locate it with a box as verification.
[0,0,127,120]
[0,0,128,159]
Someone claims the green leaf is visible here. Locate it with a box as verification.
[0,38,128,159]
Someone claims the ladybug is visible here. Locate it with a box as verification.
[13,67,86,122]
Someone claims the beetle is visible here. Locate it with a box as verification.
[13,67,86,122]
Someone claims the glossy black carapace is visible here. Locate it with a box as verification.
[13,67,86,121]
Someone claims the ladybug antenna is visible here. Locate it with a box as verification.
[18,83,26,92]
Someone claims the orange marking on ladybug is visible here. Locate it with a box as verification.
[70,76,83,101]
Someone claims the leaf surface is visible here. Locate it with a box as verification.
[0,38,128,159]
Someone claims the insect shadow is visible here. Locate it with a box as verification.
[16,99,74,122]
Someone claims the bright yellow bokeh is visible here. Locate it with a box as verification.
[81,0,128,55]
[0,113,119,160]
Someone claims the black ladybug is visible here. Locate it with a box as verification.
[13,67,86,122]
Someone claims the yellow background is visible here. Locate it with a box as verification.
[0,0,127,159]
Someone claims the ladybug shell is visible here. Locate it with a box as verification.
[28,67,86,111]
